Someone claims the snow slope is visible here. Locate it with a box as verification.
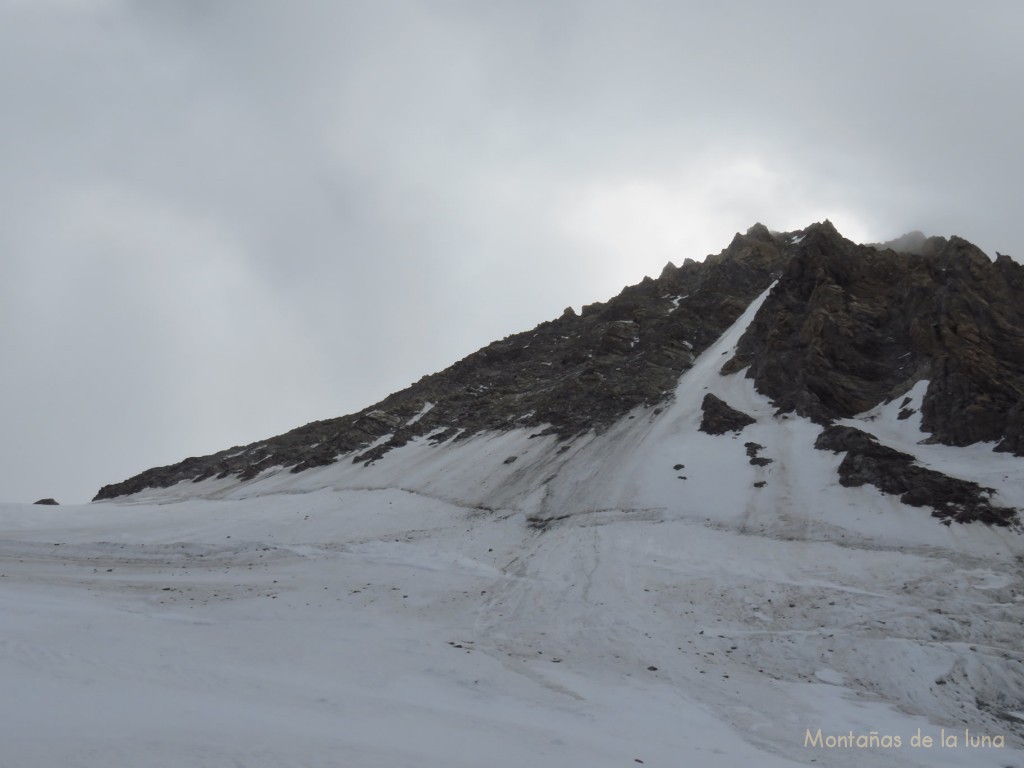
[2,287,1023,767]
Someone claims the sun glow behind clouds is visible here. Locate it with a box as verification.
[558,154,879,285]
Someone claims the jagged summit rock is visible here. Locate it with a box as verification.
[744,222,774,240]
[722,226,1024,453]
[94,221,1024,513]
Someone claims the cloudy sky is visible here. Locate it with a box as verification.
[3,0,1022,503]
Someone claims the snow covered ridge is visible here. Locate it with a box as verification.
[4,285,1024,766]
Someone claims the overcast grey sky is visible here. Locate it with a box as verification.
[2,0,1022,503]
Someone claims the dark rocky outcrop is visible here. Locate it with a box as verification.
[699,394,756,435]
[33,498,59,505]
[722,222,1024,455]
[815,426,1016,525]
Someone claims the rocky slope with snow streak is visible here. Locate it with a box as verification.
[96,222,1024,529]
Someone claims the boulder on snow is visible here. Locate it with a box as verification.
[699,394,756,435]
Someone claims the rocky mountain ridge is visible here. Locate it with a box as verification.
[94,224,791,499]
[723,221,1024,452]
[95,222,1024,527]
